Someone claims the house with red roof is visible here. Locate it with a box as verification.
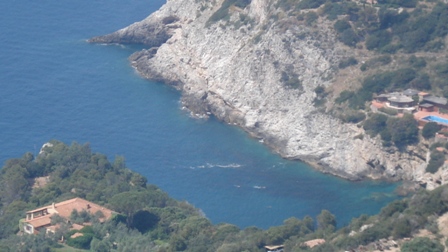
[22,197,114,235]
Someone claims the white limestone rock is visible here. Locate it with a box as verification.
[92,0,428,182]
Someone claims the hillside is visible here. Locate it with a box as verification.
[1,141,448,251]
[89,0,448,186]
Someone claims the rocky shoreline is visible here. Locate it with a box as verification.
[89,0,432,185]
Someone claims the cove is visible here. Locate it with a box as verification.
[0,0,399,229]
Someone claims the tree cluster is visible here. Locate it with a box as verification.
[363,113,418,147]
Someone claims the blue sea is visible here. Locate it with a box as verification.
[0,0,399,229]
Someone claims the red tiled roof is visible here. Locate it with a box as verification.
[26,216,52,228]
[24,198,114,230]
[52,198,114,221]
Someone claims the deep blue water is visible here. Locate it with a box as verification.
[0,0,399,229]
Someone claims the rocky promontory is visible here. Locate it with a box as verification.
[90,0,431,183]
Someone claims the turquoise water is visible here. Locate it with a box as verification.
[0,0,399,228]
[423,115,448,125]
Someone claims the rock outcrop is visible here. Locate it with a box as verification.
[89,0,429,181]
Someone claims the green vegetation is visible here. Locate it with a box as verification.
[338,56,358,69]
[337,67,420,109]
[0,141,195,251]
[207,0,251,26]
[325,1,448,51]
[401,237,444,252]
[363,113,418,146]
[2,141,448,251]
[386,114,419,146]
[281,71,303,90]
[360,55,392,72]
[296,0,326,10]
[313,85,328,107]
[378,107,398,116]
[305,11,319,25]
[341,111,366,123]
[426,150,445,174]
[422,122,442,139]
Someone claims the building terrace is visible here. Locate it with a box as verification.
[372,89,418,113]
[22,197,114,235]
[371,90,448,130]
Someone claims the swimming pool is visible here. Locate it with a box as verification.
[423,115,448,125]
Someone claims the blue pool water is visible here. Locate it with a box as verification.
[0,0,400,229]
[423,115,448,125]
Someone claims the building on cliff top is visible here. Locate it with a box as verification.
[22,197,114,235]
[372,91,416,113]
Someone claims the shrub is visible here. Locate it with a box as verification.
[338,28,359,47]
[360,64,367,71]
[401,28,431,53]
[426,151,445,174]
[323,2,347,20]
[430,142,444,151]
[162,16,179,25]
[409,56,427,69]
[336,90,355,104]
[424,40,445,52]
[313,97,327,107]
[410,73,431,90]
[281,71,303,90]
[391,68,416,89]
[380,200,407,218]
[392,218,412,238]
[363,113,388,136]
[401,237,444,252]
[344,111,366,124]
[422,122,441,139]
[305,11,318,25]
[66,233,94,250]
[338,57,358,69]
[234,0,250,8]
[356,223,391,245]
[357,72,394,105]
[366,30,392,50]
[334,20,351,33]
[381,129,392,142]
[317,210,336,232]
[378,107,398,116]
[354,134,364,140]
[386,114,419,146]
[296,0,326,10]
[367,55,392,68]
[377,0,417,8]
[435,62,448,77]
[314,85,325,95]
[379,44,401,54]
[207,0,247,25]
[379,8,409,29]
[80,225,94,234]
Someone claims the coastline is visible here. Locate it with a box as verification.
[89,0,430,185]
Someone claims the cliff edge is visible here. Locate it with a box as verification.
[89,0,429,182]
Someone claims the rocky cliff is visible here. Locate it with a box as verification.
[90,0,429,182]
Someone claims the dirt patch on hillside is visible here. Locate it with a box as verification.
[32,176,50,189]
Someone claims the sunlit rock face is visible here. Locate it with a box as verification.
[90,0,427,182]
